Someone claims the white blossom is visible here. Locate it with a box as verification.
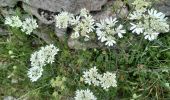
[74,89,97,100]
[147,9,169,32]
[81,15,95,34]
[129,8,169,41]
[4,16,22,28]
[30,44,59,68]
[71,10,95,39]
[130,22,144,35]
[96,17,126,46]
[71,27,80,39]
[116,25,126,38]
[129,11,142,20]
[21,17,38,35]
[148,9,167,21]
[55,12,73,28]
[40,44,59,64]
[144,30,159,41]
[70,16,81,25]
[29,44,59,82]
[132,0,151,13]
[83,66,101,86]
[99,72,117,90]
[30,51,46,68]
[27,66,43,82]
[80,8,89,17]
[129,1,169,41]
[105,36,116,47]
[83,67,117,90]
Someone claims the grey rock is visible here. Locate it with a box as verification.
[22,0,107,14]
[0,0,18,7]
[158,6,170,16]
[68,38,99,49]
[22,0,108,24]
[33,31,54,44]
[55,27,67,41]
[22,3,55,24]
[155,0,170,17]
[164,0,170,6]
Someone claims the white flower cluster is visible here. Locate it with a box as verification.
[5,16,22,28]
[83,66,101,86]
[4,16,38,35]
[83,67,117,90]
[129,0,169,41]
[21,17,38,35]
[74,89,97,100]
[27,66,43,82]
[28,44,59,82]
[100,72,117,90]
[55,12,73,28]
[55,8,125,45]
[132,0,151,13]
[71,8,95,39]
[55,8,95,39]
[96,17,126,46]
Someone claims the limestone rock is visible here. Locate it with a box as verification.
[22,0,107,14]
[154,0,170,17]
[0,0,18,7]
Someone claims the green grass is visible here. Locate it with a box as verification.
[1,25,170,99]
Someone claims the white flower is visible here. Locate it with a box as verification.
[4,16,38,35]
[30,51,46,68]
[55,12,73,28]
[4,16,22,28]
[40,44,59,64]
[55,9,94,39]
[96,17,126,46]
[148,9,167,21]
[99,72,117,90]
[105,17,118,26]
[105,36,116,47]
[74,89,97,100]
[29,44,59,82]
[132,0,151,13]
[83,66,101,86]
[96,30,107,42]
[129,2,170,41]
[71,12,95,39]
[130,22,144,35]
[80,8,89,17]
[30,44,59,68]
[147,9,169,32]
[82,15,95,34]
[130,8,169,41]
[21,17,38,35]
[129,11,142,20]
[116,25,126,38]
[27,66,43,82]
[71,28,80,38]
[82,67,117,90]
[144,30,159,41]
[70,16,81,25]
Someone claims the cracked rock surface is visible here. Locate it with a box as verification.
[155,0,170,17]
